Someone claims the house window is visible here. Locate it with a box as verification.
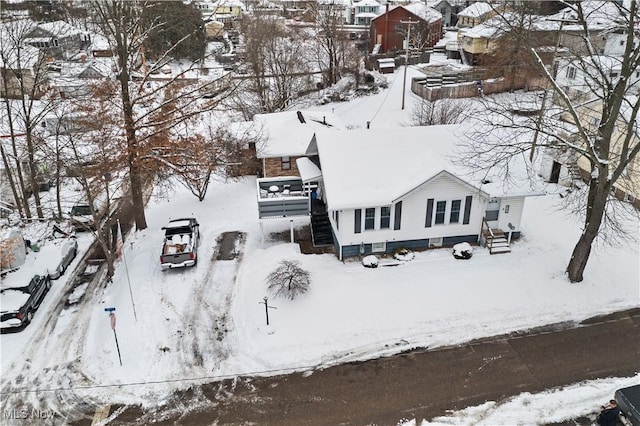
[336,211,339,230]
[450,199,461,223]
[435,201,446,224]
[425,198,434,227]
[380,206,390,229]
[463,195,473,224]
[394,201,402,230]
[372,242,386,252]
[364,208,375,230]
[281,156,291,170]
[566,67,576,79]
[354,209,361,234]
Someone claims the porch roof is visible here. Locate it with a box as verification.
[296,157,322,183]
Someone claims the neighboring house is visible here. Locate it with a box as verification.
[456,1,495,28]
[310,126,542,259]
[252,110,345,178]
[427,0,467,27]
[370,2,442,54]
[89,33,113,58]
[49,59,112,99]
[554,55,640,102]
[0,43,43,99]
[24,20,90,60]
[352,0,382,26]
[317,0,353,25]
[551,2,630,57]
[540,99,640,209]
[194,0,244,22]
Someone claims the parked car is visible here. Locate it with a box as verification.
[69,202,103,231]
[0,274,51,330]
[616,384,640,426]
[48,239,78,280]
[160,218,200,270]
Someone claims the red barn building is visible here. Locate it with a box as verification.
[370,2,443,54]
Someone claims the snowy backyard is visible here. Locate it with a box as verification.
[1,64,639,424]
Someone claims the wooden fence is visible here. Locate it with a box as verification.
[411,75,549,101]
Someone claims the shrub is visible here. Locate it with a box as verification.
[266,260,310,300]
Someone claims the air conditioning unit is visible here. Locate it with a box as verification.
[429,237,443,247]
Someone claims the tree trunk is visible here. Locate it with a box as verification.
[25,130,44,219]
[566,178,608,282]
[118,68,147,231]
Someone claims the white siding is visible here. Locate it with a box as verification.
[497,196,525,232]
[333,173,486,246]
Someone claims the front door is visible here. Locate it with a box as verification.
[485,197,501,228]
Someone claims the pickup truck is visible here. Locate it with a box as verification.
[160,218,200,270]
[0,274,51,330]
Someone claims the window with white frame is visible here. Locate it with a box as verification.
[364,208,375,230]
[380,206,390,229]
[566,66,576,79]
[336,211,339,230]
[435,201,446,224]
[450,199,461,223]
[372,242,386,252]
[281,156,291,170]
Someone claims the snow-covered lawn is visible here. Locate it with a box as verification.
[1,63,638,425]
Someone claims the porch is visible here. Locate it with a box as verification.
[480,218,512,254]
[256,177,311,219]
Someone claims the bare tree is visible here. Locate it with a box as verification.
[266,260,310,300]
[412,97,471,126]
[462,1,640,282]
[90,0,235,230]
[0,20,59,221]
[231,15,310,118]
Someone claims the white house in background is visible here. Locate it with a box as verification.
[304,126,544,259]
[352,0,382,25]
[554,55,640,101]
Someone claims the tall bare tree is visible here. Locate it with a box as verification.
[90,0,232,230]
[463,1,640,282]
[0,20,58,221]
[232,15,310,117]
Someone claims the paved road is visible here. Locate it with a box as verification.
[86,308,640,425]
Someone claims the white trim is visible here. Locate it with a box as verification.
[372,242,386,252]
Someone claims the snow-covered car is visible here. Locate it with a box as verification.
[69,202,104,231]
[48,239,78,280]
[0,274,51,330]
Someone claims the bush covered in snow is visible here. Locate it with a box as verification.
[452,242,473,260]
[393,248,415,262]
[362,255,379,268]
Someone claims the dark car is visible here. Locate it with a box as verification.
[616,384,640,426]
[0,274,51,330]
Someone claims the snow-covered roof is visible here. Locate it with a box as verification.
[37,20,86,37]
[315,125,543,210]
[546,1,626,31]
[0,43,41,68]
[89,32,111,51]
[296,157,322,183]
[401,2,442,23]
[457,1,492,18]
[353,0,381,7]
[254,110,345,158]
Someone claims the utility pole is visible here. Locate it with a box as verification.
[401,20,418,110]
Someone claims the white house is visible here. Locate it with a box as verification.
[306,125,544,259]
[352,0,382,25]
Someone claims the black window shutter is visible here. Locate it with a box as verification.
[463,196,472,225]
[354,209,361,234]
[425,198,434,227]
[394,201,402,230]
